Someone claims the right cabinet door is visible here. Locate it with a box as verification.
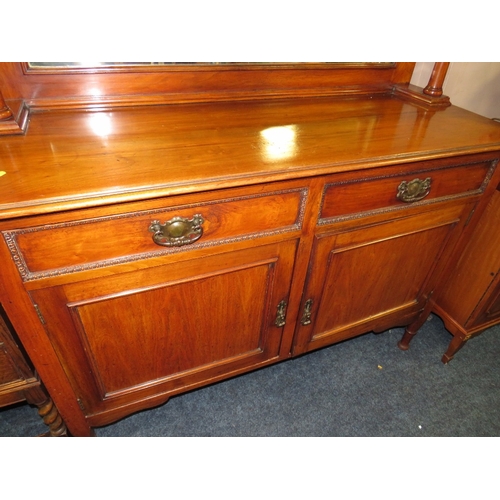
[293,205,471,355]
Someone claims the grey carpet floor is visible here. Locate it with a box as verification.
[1,314,499,437]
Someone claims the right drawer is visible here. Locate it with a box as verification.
[319,157,496,224]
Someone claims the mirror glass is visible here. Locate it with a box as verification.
[27,62,393,69]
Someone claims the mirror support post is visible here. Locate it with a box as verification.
[0,86,29,135]
[0,89,13,121]
[423,63,450,97]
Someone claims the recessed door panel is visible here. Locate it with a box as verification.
[70,264,270,395]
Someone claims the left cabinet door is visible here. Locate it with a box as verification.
[28,239,298,427]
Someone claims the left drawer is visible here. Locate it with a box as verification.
[3,184,308,281]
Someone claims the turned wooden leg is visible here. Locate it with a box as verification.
[397,318,428,350]
[25,384,68,437]
[398,327,416,351]
[442,335,469,364]
[37,398,68,436]
[398,303,434,351]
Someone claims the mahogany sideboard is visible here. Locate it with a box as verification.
[1,62,500,436]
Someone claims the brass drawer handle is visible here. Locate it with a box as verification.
[397,177,431,203]
[149,214,205,247]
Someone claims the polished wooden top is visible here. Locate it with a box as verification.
[1,95,500,219]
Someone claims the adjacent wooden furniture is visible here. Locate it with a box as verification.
[0,307,67,436]
[432,180,500,362]
[1,62,500,436]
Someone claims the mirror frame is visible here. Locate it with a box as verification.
[1,62,416,110]
[1,62,451,136]
[24,62,397,73]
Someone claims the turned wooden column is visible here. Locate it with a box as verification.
[423,62,450,97]
[0,308,68,436]
[0,86,29,135]
[0,89,13,121]
[28,386,68,437]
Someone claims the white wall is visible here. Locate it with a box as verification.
[411,62,500,119]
